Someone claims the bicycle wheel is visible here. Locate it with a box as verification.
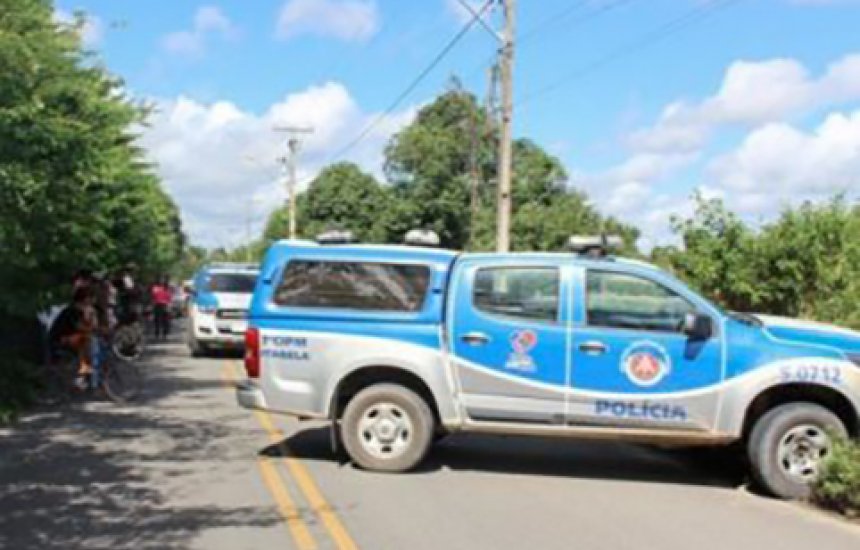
[103,359,142,403]
[112,324,144,361]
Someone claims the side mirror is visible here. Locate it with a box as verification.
[682,312,713,340]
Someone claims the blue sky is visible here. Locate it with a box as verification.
[56,0,860,248]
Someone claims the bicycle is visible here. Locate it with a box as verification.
[111,302,149,361]
[38,337,143,405]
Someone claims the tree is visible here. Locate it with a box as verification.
[658,195,762,311]
[384,89,639,251]
[262,162,394,244]
[0,0,183,316]
[660,195,860,328]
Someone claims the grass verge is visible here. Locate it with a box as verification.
[811,437,860,519]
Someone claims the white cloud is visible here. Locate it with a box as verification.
[707,110,860,214]
[579,52,860,249]
[631,53,860,154]
[138,82,415,247]
[276,0,380,42]
[54,9,104,47]
[161,5,237,58]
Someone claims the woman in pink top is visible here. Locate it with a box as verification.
[151,276,173,340]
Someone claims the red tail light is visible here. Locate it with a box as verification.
[244,327,260,378]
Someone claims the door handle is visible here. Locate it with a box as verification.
[579,341,608,355]
[460,332,491,346]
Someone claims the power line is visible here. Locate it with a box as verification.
[518,0,744,108]
[326,0,495,165]
[519,0,634,46]
[465,0,636,83]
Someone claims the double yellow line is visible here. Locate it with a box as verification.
[221,363,359,550]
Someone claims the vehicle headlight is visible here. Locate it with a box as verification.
[198,305,217,314]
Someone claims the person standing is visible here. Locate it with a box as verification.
[150,276,173,340]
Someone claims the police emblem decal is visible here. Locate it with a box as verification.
[505,329,538,372]
[620,341,671,387]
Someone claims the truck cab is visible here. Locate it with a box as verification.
[187,263,259,356]
[237,236,860,499]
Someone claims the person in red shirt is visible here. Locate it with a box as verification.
[150,276,173,340]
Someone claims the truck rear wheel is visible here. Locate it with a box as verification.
[341,384,434,472]
[747,402,846,499]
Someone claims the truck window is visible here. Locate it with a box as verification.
[274,260,431,312]
[474,267,559,322]
[586,270,695,332]
[207,273,257,293]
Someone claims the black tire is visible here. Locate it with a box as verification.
[104,360,142,403]
[188,337,206,358]
[747,402,846,499]
[341,384,435,472]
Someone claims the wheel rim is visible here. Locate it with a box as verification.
[105,363,141,402]
[777,424,831,482]
[357,401,414,461]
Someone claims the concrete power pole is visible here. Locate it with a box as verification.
[495,0,516,252]
[274,126,314,240]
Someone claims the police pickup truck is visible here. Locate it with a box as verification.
[237,232,860,499]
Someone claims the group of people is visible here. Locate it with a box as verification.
[48,266,175,391]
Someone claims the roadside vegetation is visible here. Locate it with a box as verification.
[812,437,860,518]
[1,0,183,421]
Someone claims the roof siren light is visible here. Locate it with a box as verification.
[315,229,355,245]
[404,229,441,247]
[568,234,623,257]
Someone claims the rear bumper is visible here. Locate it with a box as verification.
[235,379,327,419]
[236,379,268,410]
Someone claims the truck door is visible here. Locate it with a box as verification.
[448,258,572,423]
[568,266,724,431]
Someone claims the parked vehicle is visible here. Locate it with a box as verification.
[236,234,860,499]
[187,263,259,356]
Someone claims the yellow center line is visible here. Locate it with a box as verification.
[220,364,317,550]
[229,362,360,550]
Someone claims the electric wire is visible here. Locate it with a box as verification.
[326,0,495,164]
[465,0,637,84]
[518,0,744,109]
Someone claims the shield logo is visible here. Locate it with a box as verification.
[510,330,537,354]
[621,342,670,387]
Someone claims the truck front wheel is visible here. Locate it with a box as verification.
[747,402,846,499]
[341,384,434,472]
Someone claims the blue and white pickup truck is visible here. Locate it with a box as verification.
[236,234,860,499]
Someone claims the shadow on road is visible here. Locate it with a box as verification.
[0,335,279,550]
[272,425,748,490]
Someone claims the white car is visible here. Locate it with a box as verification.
[187,263,259,356]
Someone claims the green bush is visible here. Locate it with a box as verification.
[0,358,39,424]
[812,437,860,517]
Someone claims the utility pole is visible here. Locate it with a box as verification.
[495,0,515,252]
[274,126,314,239]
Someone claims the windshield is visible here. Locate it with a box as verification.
[207,273,257,293]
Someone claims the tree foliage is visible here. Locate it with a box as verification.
[0,0,183,316]
[262,88,639,253]
[657,195,860,328]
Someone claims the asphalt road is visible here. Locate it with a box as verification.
[1,333,858,550]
